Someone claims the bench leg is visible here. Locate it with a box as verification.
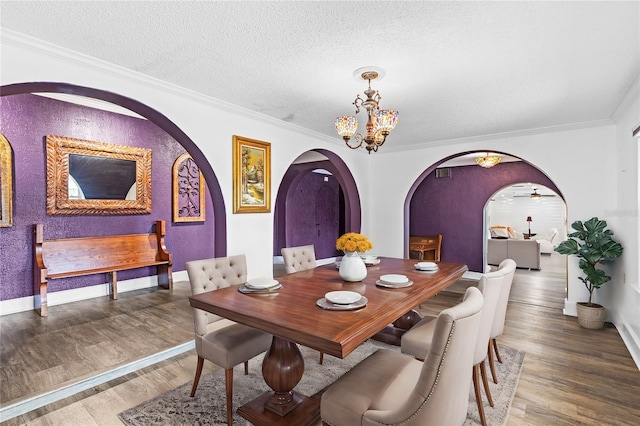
[109,271,118,300]
[157,264,173,290]
[35,282,48,317]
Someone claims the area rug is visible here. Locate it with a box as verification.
[119,340,524,426]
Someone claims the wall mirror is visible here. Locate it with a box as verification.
[46,135,152,215]
[1,133,13,227]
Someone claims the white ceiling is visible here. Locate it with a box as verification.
[2,1,638,152]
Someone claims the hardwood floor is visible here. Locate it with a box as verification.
[2,253,639,425]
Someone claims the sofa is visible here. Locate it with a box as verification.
[532,228,559,254]
[487,238,541,270]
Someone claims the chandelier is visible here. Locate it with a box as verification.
[475,152,501,168]
[335,67,398,154]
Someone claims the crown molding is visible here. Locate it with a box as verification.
[1,29,338,145]
[381,119,615,153]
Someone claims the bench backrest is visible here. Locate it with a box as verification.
[35,221,171,278]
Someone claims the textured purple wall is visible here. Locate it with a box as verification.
[410,162,560,272]
[285,170,342,259]
[0,94,214,301]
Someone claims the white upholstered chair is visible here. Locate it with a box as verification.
[186,254,272,426]
[488,258,517,383]
[281,244,317,274]
[533,228,558,254]
[280,244,324,364]
[401,269,505,426]
[320,287,484,426]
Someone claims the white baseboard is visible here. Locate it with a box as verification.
[0,271,188,316]
[563,298,577,317]
[614,316,640,371]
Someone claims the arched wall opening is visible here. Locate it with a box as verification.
[1,82,227,258]
[274,149,361,261]
[404,150,564,273]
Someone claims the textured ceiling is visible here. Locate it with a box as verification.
[2,1,639,152]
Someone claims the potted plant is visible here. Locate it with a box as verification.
[555,217,623,329]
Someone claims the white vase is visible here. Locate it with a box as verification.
[339,251,367,282]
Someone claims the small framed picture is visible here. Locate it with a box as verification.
[232,135,271,213]
[172,152,205,222]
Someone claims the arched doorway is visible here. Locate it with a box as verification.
[274,149,361,268]
[1,82,227,255]
[405,151,563,272]
[485,182,568,309]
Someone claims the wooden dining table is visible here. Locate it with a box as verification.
[188,257,467,426]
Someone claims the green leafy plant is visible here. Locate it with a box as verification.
[555,217,623,306]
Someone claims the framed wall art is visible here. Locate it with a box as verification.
[172,152,205,222]
[46,135,152,215]
[233,135,271,213]
[0,133,13,227]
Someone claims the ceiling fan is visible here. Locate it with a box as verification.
[514,188,555,199]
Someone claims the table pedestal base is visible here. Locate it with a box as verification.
[237,391,321,426]
[372,309,422,346]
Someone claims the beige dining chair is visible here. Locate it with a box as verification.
[280,244,324,364]
[488,258,517,383]
[401,268,506,426]
[320,286,484,426]
[281,244,317,274]
[186,254,272,426]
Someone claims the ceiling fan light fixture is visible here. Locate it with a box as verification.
[530,189,542,199]
[475,153,501,168]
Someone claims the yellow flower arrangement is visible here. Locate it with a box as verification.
[336,232,373,253]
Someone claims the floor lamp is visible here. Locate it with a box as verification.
[526,216,532,237]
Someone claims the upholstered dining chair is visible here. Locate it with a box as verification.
[488,258,517,384]
[320,287,484,426]
[281,244,317,274]
[280,244,324,364]
[401,269,506,426]
[186,254,272,426]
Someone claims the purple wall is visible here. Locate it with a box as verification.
[410,161,561,272]
[285,170,342,259]
[0,94,214,301]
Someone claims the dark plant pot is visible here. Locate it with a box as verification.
[576,302,605,329]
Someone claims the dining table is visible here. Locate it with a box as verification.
[188,256,467,426]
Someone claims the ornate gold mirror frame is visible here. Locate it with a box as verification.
[46,135,152,215]
[0,133,13,227]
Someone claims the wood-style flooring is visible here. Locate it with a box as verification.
[1,253,639,425]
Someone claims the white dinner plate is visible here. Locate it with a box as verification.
[379,274,409,285]
[415,264,439,271]
[325,291,362,305]
[415,262,437,269]
[245,278,280,289]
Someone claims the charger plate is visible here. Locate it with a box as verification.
[238,284,283,294]
[375,280,413,288]
[316,296,368,311]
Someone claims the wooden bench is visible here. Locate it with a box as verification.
[33,220,173,316]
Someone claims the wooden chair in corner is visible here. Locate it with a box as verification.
[408,234,442,261]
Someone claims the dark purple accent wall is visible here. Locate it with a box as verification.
[274,154,359,258]
[0,94,214,301]
[410,161,561,272]
[1,82,228,259]
[284,170,342,259]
